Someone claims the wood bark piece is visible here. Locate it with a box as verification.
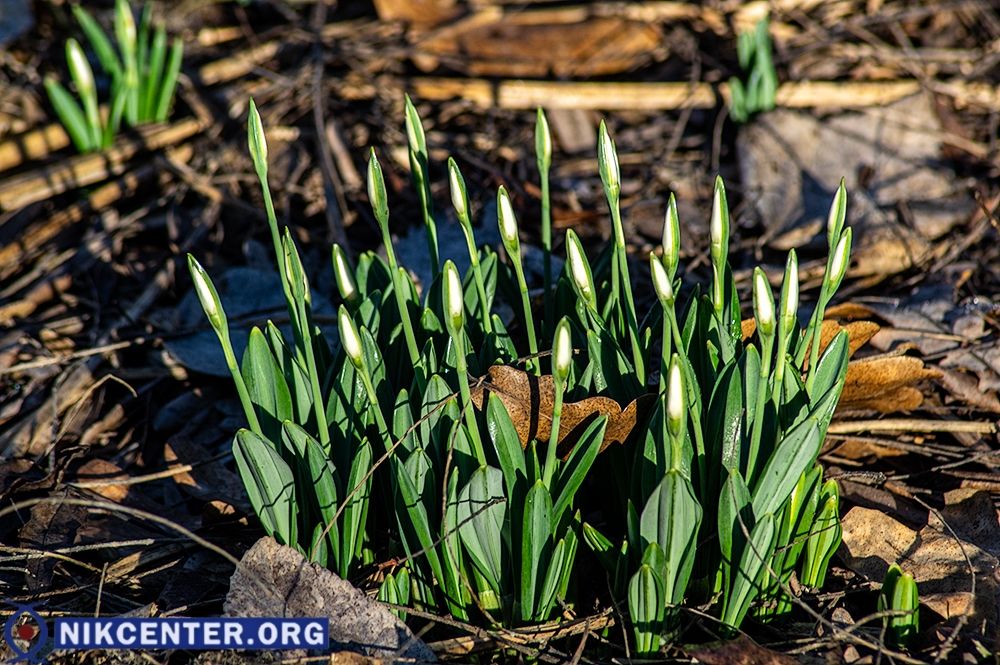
[0,118,203,212]
[413,13,662,77]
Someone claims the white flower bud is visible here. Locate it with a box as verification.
[114,0,136,56]
[753,267,775,337]
[667,356,684,438]
[338,306,364,370]
[448,158,468,222]
[187,255,225,332]
[827,180,847,249]
[497,186,519,253]
[553,317,572,382]
[443,260,464,333]
[247,99,268,176]
[710,177,728,261]
[662,194,680,278]
[404,95,425,154]
[597,120,620,197]
[66,39,94,96]
[650,254,674,306]
[566,230,595,309]
[781,250,799,325]
[535,108,551,171]
[828,227,852,286]
[367,148,389,227]
[332,244,358,304]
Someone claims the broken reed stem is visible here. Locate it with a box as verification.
[827,419,997,435]
[408,78,999,111]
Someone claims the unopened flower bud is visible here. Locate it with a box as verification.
[332,244,358,304]
[828,227,852,287]
[710,176,729,264]
[780,250,799,326]
[187,255,226,332]
[753,267,775,338]
[667,356,685,438]
[367,148,389,228]
[338,306,364,370]
[566,229,595,309]
[553,317,572,382]
[443,260,464,334]
[66,39,94,97]
[827,180,847,250]
[247,99,268,178]
[662,194,680,279]
[448,158,469,223]
[497,186,520,256]
[404,95,426,154]
[650,254,674,307]
[535,108,551,171]
[597,120,620,199]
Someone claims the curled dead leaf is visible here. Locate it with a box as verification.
[743,316,939,413]
[470,365,654,456]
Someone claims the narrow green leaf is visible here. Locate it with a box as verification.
[242,327,293,445]
[520,480,552,622]
[233,429,297,546]
[457,466,505,594]
[551,415,606,530]
[44,78,93,152]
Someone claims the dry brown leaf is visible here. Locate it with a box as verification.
[688,634,800,665]
[371,0,457,25]
[839,354,941,412]
[414,14,662,77]
[470,365,654,455]
[840,502,1000,635]
[740,317,879,361]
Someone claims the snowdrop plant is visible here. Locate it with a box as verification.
[46,0,183,153]
[189,99,852,646]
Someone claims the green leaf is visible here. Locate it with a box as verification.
[751,418,822,519]
[141,25,166,122]
[242,327,293,446]
[722,512,776,629]
[800,479,842,588]
[551,415,606,530]
[44,79,93,152]
[535,536,567,621]
[342,439,373,566]
[233,429,297,547]
[154,38,183,122]
[303,431,341,571]
[809,330,849,401]
[486,393,526,498]
[708,357,743,472]
[718,468,752,596]
[520,480,552,621]
[639,471,702,603]
[457,466,506,595]
[71,4,122,78]
[628,559,665,655]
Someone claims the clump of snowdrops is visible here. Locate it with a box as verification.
[188,97,851,652]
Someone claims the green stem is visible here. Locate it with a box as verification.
[512,260,539,374]
[540,168,552,335]
[543,377,564,489]
[659,308,672,394]
[453,333,487,466]
[381,240,421,365]
[747,334,774,483]
[297,300,331,449]
[458,215,493,335]
[358,368,394,455]
[220,330,262,436]
[804,288,830,395]
[610,204,644,385]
